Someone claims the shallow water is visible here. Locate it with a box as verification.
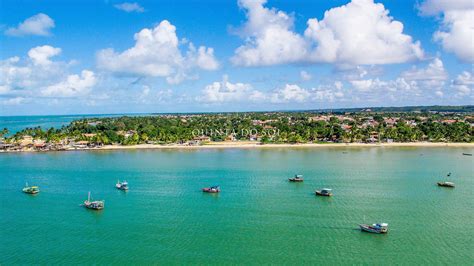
[1,147,473,264]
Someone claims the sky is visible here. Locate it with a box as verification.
[0,0,473,116]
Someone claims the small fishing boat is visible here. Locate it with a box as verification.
[359,223,388,234]
[22,182,40,194]
[462,153,472,156]
[202,186,220,193]
[437,181,455,188]
[115,180,129,190]
[315,188,332,196]
[438,173,455,188]
[83,192,104,210]
[289,174,304,182]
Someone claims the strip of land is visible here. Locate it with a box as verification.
[2,141,473,153]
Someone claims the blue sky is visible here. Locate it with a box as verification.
[0,0,473,115]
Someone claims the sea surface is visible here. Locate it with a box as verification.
[1,147,473,264]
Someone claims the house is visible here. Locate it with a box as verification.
[83,133,97,138]
[442,119,456,124]
[367,131,379,143]
[193,136,211,143]
[73,141,89,148]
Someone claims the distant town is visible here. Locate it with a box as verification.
[1,109,473,152]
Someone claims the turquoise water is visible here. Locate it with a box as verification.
[1,147,473,264]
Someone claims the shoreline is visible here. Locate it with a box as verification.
[2,142,473,153]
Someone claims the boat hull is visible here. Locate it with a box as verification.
[202,188,220,193]
[22,188,39,194]
[359,224,388,234]
[315,191,332,196]
[288,178,303,182]
[437,182,455,188]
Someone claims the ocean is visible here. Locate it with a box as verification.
[1,147,473,264]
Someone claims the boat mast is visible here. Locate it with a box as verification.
[88,191,91,202]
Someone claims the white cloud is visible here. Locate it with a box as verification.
[304,0,423,65]
[97,20,218,84]
[300,71,312,81]
[1,47,96,99]
[114,2,145,13]
[5,13,55,36]
[400,58,448,90]
[198,75,261,103]
[28,45,61,66]
[231,0,423,66]
[451,71,473,97]
[270,84,310,103]
[419,0,474,62]
[231,0,307,66]
[41,70,97,97]
[348,58,448,94]
[2,97,28,105]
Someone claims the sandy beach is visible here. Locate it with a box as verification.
[98,142,474,150]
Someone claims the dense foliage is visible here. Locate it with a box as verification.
[4,112,473,145]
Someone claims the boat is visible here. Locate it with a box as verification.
[359,223,389,234]
[22,182,40,194]
[202,186,220,193]
[83,192,104,210]
[315,188,332,196]
[288,174,304,182]
[462,153,472,156]
[115,180,129,190]
[437,173,455,188]
[437,181,455,188]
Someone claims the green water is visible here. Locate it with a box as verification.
[1,147,473,264]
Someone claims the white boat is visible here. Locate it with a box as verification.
[116,180,129,190]
[83,192,104,210]
[359,223,388,234]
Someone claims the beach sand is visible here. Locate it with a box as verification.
[97,141,474,151]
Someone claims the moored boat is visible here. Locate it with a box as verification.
[116,180,129,190]
[83,192,104,210]
[22,182,40,194]
[315,188,332,196]
[202,186,220,193]
[359,223,388,234]
[289,174,304,182]
[437,181,455,188]
[462,153,472,156]
[437,173,455,188]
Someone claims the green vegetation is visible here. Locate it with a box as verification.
[3,111,472,150]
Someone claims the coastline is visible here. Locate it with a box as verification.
[2,141,473,153]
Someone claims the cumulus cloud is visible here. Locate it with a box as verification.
[5,13,55,36]
[114,2,145,13]
[270,84,310,103]
[451,71,473,97]
[41,70,97,97]
[300,71,312,81]
[1,46,96,99]
[400,58,448,90]
[2,97,30,106]
[198,75,263,103]
[27,45,62,66]
[304,0,423,65]
[97,20,219,84]
[197,77,345,105]
[348,58,450,98]
[419,0,474,62]
[231,0,307,66]
[231,0,423,66]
